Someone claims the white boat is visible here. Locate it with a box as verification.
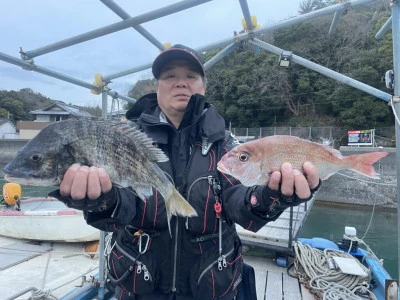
[0,197,100,242]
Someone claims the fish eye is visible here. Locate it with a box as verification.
[31,153,42,162]
[237,153,248,162]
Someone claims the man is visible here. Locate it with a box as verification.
[57,44,320,299]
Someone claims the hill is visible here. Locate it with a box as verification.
[127,0,395,130]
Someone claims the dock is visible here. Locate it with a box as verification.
[243,255,314,300]
[237,199,316,299]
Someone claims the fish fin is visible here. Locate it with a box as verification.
[134,184,154,200]
[321,144,343,158]
[165,189,197,234]
[346,151,388,178]
[164,189,197,237]
[255,173,270,186]
[114,123,169,163]
[130,129,169,162]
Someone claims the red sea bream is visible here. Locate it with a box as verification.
[217,135,388,186]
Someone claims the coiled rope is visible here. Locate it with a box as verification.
[294,241,377,300]
[29,289,57,300]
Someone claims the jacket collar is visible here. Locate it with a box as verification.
[126,93,226,144]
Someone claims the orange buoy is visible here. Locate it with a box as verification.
[84,240,100,259]
[2,183,22,205]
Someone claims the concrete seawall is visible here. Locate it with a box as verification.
[316,146,397,209]
[0,140,29,165]
[0,140,397,208]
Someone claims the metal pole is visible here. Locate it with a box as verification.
[103,63,152,82]
[195,0,375,54]
[97,231,106,300]
[96,87,109,299]
[107,91,136,104]
[99,0,375,81]
[288,207,294,248]
[204,43,237,69]
[390,0,400,282]
[239,0,254,31]
[250,39,393,102]
[329,9,344,35]
[0,52,99,91]
[375,16,393,40]
[102,90,108,119]
[22,0,212,59]
[0,52,137,103]
[99,0,166,51]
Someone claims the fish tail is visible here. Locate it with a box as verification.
[345,151,388,178]
[165,189,197,235]
[167,189,197,218]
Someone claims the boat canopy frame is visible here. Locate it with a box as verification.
[0,0,399,298]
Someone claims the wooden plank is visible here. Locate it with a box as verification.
[300,283,316,300]
[282,273,302,300]
[243,255,284,275]
[265,271,283,299]
[244,256,314,300]
[246,257,267,300]
[239,235,290,249]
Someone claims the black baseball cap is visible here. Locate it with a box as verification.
[152,44,206,79]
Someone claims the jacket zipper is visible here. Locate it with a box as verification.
[197,247,234,285]
[171,217,179,292]
[171,130,198,293]
[185,176,209,229]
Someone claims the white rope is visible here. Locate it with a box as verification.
[28,289,57,300]
[361,198,376,240]
[335,172,396,186]
[294,241,377,300]
[342,235,382,264]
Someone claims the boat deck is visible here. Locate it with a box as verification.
[0,236,100,299]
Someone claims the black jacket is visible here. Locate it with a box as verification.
[84,93,284,299]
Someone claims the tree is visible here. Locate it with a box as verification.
[126,78,156,110]
[298,0,335,14]
[0,108,8,118]
[0,97,25,120]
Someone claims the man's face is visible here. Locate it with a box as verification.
[156,60,206,117]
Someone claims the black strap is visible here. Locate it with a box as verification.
[190,227,228,243]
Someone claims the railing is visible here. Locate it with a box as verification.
[230,126,396,147]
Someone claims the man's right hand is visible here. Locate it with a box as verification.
[60,164,112,200]
[49,164,116,212]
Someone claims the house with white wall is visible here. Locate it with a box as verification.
[0,118,18,139]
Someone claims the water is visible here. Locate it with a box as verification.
[299,202,399,279]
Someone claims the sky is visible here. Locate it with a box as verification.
[0,0,304,108]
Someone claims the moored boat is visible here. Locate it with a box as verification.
[0,197,100,242]
[296,227,399,300]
